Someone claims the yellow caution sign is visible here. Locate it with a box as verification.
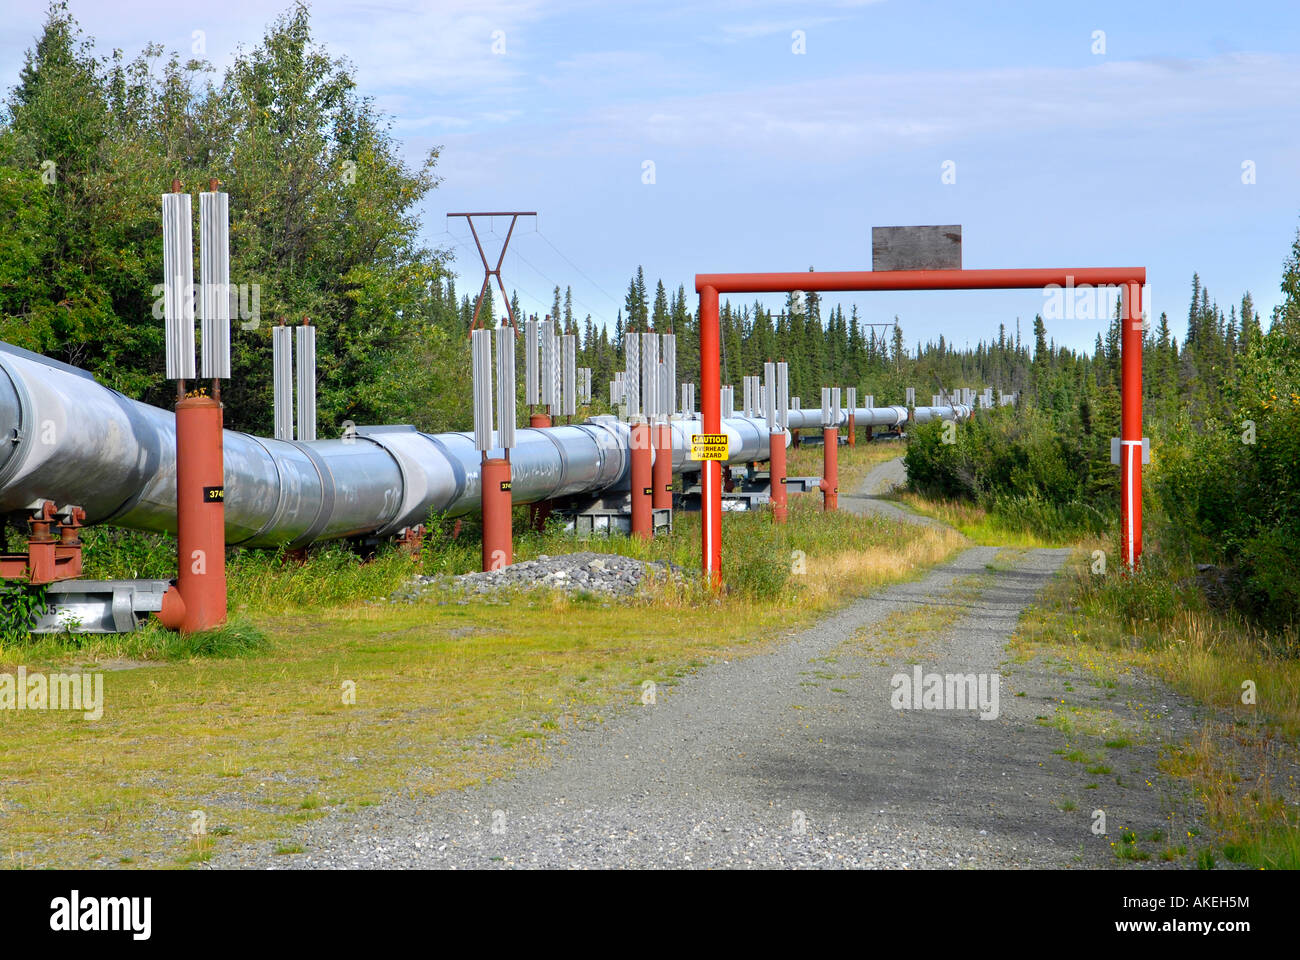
[690,433,729,461]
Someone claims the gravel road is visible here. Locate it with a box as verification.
[214,458,1206,869]
[841,455,945,527]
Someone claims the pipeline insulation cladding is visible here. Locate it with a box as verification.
[0,342,971,550]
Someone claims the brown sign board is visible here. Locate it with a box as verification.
[872,225,962,271]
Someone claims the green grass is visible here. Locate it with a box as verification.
[888,491,1088,548]
[1113,827,1152,862]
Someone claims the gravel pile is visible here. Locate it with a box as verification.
[394,552,682,602]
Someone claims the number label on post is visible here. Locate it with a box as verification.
[202,486,225,503]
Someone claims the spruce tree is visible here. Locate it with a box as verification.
[652,279,669,331]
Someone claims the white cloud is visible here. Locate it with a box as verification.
[553,52,1300,157]
[316,0,548,92]
[719,17,842,41]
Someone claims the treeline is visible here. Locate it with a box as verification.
[905,234,1300,629]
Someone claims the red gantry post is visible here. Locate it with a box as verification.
[695,267,1146,588]
[1121,281,1144,569]
[699,285,722,584]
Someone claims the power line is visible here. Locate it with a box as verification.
[436,229,552,321]
[511,243,610,327]
[533,225,623,310]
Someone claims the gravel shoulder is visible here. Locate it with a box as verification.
[213,459,1202,869]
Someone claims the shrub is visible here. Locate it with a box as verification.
[905,405,1115,540]
[1154,331,1300,629]
[0,581,48,645]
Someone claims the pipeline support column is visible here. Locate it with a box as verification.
[630,418,653,540]
[652,420,673,513]
[175,393,227,633]
[821,427,838,511]
[481,455,513,570]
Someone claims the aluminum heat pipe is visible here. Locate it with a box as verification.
[0,343,968,548]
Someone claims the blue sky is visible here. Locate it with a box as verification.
[5,0,1299,351]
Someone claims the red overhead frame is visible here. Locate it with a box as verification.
[695,267,1147,587]
[447,212,536,331]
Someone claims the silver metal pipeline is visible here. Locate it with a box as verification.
[783,404,970,430]
[911,404,973,424]
[0,345,778,548]
[786,406,909,430]
[0,344,975,548]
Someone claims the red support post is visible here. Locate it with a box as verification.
[847,410,856,446]
[652,421,673,512]
[699,286,722,585]
[481,455,513,570]
[821,427,839,511]
[1120,280,1144,569]
[769,431,787,523]
[630,420,653,539]
[175,393,227,633]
